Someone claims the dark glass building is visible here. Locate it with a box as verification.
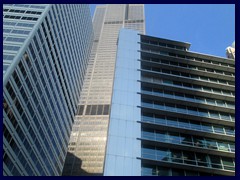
[104,29,235,176]
[3,4,93,175]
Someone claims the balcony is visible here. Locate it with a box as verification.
[140,116,235,140]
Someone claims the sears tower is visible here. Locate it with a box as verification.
[63,4,145,175]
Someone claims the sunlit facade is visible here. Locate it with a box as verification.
[3,4,93,175]
[62,4,145,175]
[105,29,235,176]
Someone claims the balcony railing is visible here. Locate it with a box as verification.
[141,76,235,98]
[141,153,235,171]
[141,116,235,137]
[141,133,235,153]
[141,90,235,109]
[140,48,235,69]
[141,102,235,122]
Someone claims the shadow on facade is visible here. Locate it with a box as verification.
[62,152,102,176]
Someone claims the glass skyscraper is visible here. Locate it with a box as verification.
[63,4,145,175]
[3,4,93,175]
[105,29,235,176]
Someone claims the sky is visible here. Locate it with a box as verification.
[90,4,235,58]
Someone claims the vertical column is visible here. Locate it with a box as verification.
[104,29,141,176]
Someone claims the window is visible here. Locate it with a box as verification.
[190,121,201,131]
[162,69,170,74]
[220,113,231,121]
[155,114,166,125]
[169,53,176,57]
[161,60,169,65]
[219,79,227,84]
[163,79,172,85]
[181,72,189,77]
[172,169,184,176]
[183,82,192,88]
[181,134,192,146]
[142,164,155,176]
[173,81,182,86]
[185,170,198,176]
[200,76,208,81]
[222,157,234,171]
[179,63,187,67]
[206,140,217,150]
[209,111,220,119]
[90,105,97,115]
[209,155,221,169]
[142,128,154,139]
[170,61,178,66]
[176,104,186,113]
[164,90,173,97]
[201,123,212,132]
[153,88,163,95]
[155,147,169,161]
[3,45,21,51]
[222,90,232,96]
[196,153,208,167]
[218,142,229,151]
[203,86,212,92]
[166,117,178,127]
[103,105,110,115]
[178,54,185,59]
[172,71,180,76]
[185,94,194,101]
[216,100,225,107]
[225,128,234,136]
[187,106,198,116]
[178,118,190,128]
[183,151,196,165]
[85,105,91,115]
[157,167,171,176]
[193,84,202,91]
[213,126,224,134]
[206,99,216,105]
[159,42,166,47]
[77,105,84,115]
[97,105,103,115]
[165,103,175,111]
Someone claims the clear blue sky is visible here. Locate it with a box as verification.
[90,4,235,58]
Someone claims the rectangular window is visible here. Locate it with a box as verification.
[163,79,173,85]
[103,105,110,115]
[97,105,103,115]
[174,92,184,99]
[222,157,234,171]
[90,105,97,115]
[85,105,91,115]
[77,105,84,115]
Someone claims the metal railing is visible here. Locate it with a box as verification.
[141,90,235,109]
[141,102,235,122]
[141,153,235,171]
[141,116,235,136]
[141,133,235,153]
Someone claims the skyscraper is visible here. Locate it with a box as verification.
[3,4,93,175]
[63,4,145,175]
[105,29,235,176]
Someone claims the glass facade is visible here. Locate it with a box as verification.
[63,4,145,175]
[3,4,93,176]
[104,29,141,176]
